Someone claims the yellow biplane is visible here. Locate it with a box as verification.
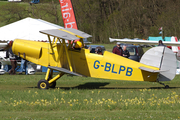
[12,28,176,89]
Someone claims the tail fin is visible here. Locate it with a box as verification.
[140,46,176,81]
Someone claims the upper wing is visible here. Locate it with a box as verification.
[109,37,180,46]
[40,28,92,40]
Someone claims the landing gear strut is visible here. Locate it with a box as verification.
[37,68,64,89]
[157,81,169,89]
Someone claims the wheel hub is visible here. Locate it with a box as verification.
[40,82,46,89]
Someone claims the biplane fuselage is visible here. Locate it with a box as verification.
[11,28,176,89]
[12,39,159,82]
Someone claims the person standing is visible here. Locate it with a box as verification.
[7,41,17,75]
[112,42,123,56]
[122,45,130,58]
[18,58,28,75]
[158,40,166,47]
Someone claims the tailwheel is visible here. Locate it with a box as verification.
[165,85,169,89]
[49,81,56,88]
[37,79,49,89]
[157,81,169,89]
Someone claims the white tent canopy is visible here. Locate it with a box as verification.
[0,17,64,42]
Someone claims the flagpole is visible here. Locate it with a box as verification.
[159,27,163,40]
[162,27,163,39]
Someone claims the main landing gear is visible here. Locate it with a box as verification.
[37,68,64,89]
[38,79,49,89]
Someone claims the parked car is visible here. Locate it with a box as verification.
[122,44,144,62]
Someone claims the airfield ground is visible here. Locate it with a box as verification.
[1,72,180,120]
[1,45,180,120]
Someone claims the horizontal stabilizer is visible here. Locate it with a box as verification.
[48,66,84,77]
[139,66,168,73]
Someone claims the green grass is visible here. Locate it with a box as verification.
[0,73,180,120]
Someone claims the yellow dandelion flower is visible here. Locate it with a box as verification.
[99,101,103,104]
[84,99,88,102]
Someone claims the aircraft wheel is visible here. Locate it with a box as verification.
[49,81,56,88]
[165,85,169,89]
[37,79,49,89]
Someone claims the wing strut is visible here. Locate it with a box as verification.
[62,39,73,72]
[48,35,56,62]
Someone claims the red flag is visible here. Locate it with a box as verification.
[159,27,162,30]
[59,0,78,29]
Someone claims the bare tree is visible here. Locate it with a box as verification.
[0,3,29,24]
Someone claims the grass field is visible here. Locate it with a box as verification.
[0,72,180,120]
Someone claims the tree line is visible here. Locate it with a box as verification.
[0,0,180,43]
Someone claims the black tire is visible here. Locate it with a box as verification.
[165,85,169,89]
[37,79,49,89]
[49,81,56,88]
